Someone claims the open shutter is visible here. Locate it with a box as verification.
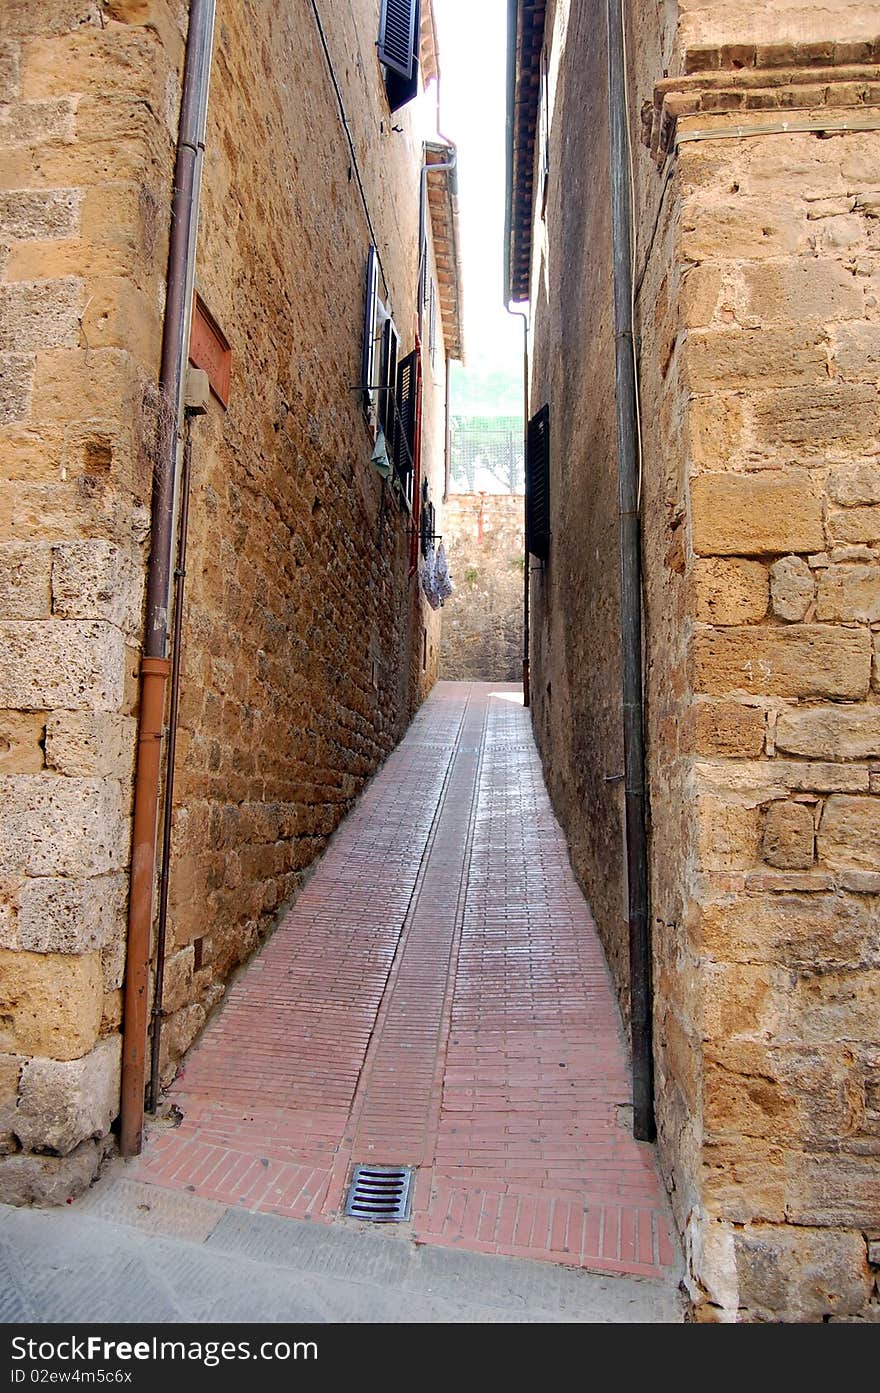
[394,349,418,492]
[382,0,421,112]
[379,317,399,441]
[527,404,550,560]
[362,245,379,411]
[378,0,418,78]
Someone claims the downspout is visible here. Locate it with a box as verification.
[606,0,655,1140]
[120,0,216,1158]
[506,306,529,707]
[443,353,452,502]
[147,411,196,1114]
[504,0,530,707]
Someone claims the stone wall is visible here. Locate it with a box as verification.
[0,0,449,1197]
[527,0,880,1320]
[439,493,524,681]
[0,0,182,1202]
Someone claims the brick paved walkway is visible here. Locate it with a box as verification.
[133,682,678,1280]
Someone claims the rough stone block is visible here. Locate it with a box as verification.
[0,424,64,482]
[29,348,138,423]
[0,947,102,1060]
[817,564,880,623]
[693,701,765,758]
[741,260,864,324]
[702,1138,786,1225]
[687,328,828,390]
[0,541,51,618]
[0,98,75,147]
[0,1134,111,1206]
[828,465,880,507]
[695,557,768,624]
[818,796,880,871]
[754,385,880,452]
[697,894,872,970]
[770,555,814,622]
[827,507,880,545]
[697,797,761,870]
[0,189,81,241]
[735,1225,871,1322]
[44,711,136,779]
[0,712,45,774]
[10,873,124,954]
[692,472,824,557]
[762,800,814,869]
[15,1034,120,1156]
[703,963,774,1041]
[704,1063,797,1141]
[0,278,81,353]
[780,969,880,1048]
[687,395,746,469]
[833,322,880,382]
[0,40,21,99]
[0,353,33,424]
[158,1002,205,1081]
[51,540,142,631]
[693,626,870,699]
[0,775,127,876]
[785,1153,880,1228]
[0,620,124,710]
[0,1052,22,1148]
[160,945,194,1015]
[776,707,880,762]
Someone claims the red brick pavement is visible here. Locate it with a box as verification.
[132,682,678,1279]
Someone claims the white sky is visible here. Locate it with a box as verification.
[431,0,524,391]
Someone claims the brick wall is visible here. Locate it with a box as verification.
[0,0,449,1198]
[439,493,524,681]
[527,0,880,1320]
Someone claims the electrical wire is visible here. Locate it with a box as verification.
[308,0,391,300]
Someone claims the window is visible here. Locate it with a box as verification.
[379,0,421,113]
[538,45,550,219]
[526,404,550,560]
[361,245,380,415]
[394,348,420,506]
[378,316,399,442]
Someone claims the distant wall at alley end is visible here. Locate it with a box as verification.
[439,494,524,682]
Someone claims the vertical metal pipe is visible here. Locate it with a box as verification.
[147,419,194,1114]
[443,354,452,502]
[120,0,216,1158]
[606,0,655,1140]
[508,307,530,706]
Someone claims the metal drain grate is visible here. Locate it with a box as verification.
[344,1165,414,1222]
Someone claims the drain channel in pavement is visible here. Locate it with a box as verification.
[344,1165,414,1222]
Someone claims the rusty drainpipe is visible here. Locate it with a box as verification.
[120,0,216,1158]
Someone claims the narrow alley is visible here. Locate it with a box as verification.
[125,682,677,1282]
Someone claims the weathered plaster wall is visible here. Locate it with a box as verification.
[439,493,524,681]
[529,0,880,1320]
[0,0,448,1196]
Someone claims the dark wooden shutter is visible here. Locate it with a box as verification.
[378,0,418,78]
[379,317,399,440]
[362,245,379,410]
[527,404,550,560]
[383,0,421,111]
[394,349,418,490]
